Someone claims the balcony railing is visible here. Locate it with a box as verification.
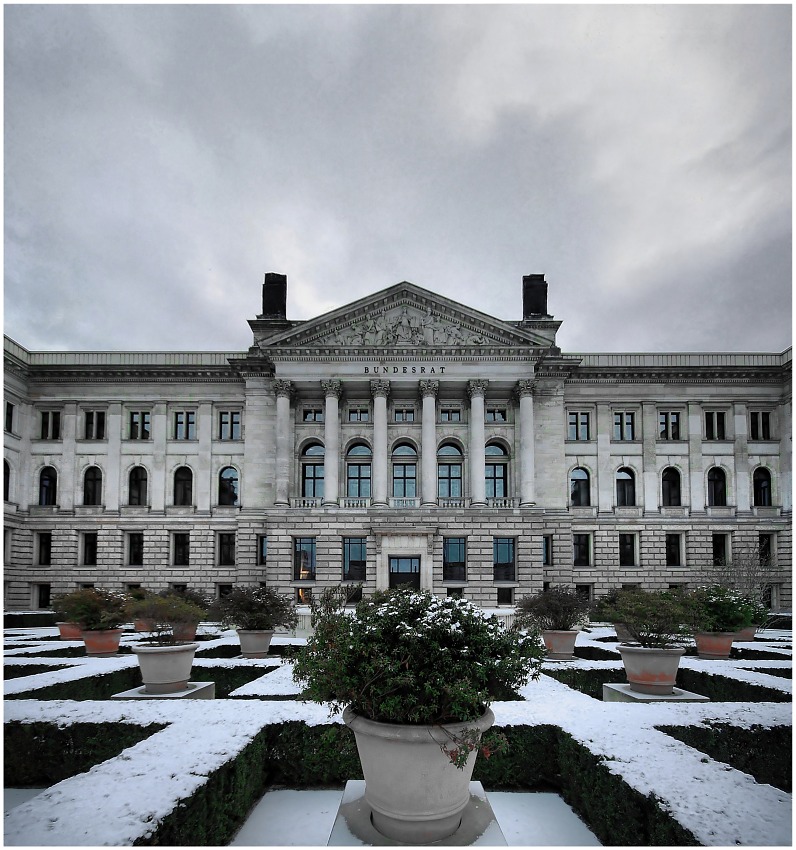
[487,497,519,509]
[341,497,371,509]
[389,497,420,509]
[290,497,322,508]
[438,497,470,508]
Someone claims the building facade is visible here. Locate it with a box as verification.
[3,274,792,611]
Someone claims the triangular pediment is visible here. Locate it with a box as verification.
[252,282,556,351]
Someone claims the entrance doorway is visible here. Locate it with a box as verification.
[388,556,421,589]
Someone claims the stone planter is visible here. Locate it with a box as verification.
[56,621,82,640]
[81,628,124,657]
[734,625,759,642]
[132,642,199,694]
[617,644,685,695]
[343,706,494,844]
[695,631,736,659]
[541,629,579,660]
[237,629,274,658]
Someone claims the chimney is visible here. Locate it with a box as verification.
[522,274,548,318]
[261,272,287,319]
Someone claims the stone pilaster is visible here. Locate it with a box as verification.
[274,380,294,506]
[322,379,343,506]
[517,380,535,506]
[467,379,488,505]
[370,379,390,506]
[419,380,439,506]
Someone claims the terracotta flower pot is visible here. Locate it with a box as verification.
[617,644,685,695]
[56,621,82,640]
[695,631,736,659]
[343,706,494,844]
[132,642,199,694]
[172,622,198,642]
[81,628,124,657]
[734,625,758,642]
[541,629,579,660]
[134,618,156,633]
[237,629,274,658]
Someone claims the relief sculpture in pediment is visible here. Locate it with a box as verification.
[329,305,488,347]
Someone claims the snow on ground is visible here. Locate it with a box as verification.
[3,625,792,846]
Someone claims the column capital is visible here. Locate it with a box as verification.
[273,379,295,399]
[467,379,489,399]
[370,379,391,399]
[516,379,535,398]
[321,379,343,399]
[418,379,439,399]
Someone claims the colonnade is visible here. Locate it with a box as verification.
[272,377,537,507]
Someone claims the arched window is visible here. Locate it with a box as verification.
[346,443,372,498]
[39,466,57,506]
[616,467,636,507]
[753,468,772,507]
[174,466,193,506]
[301,443,325,499]
[485,442,508,499]
[219,466,239,506]
[661,467,681,507]
[83,466,102,506]
[707,467,727,507]
[4,460,10,502]
[392,442,417,499]
[128,466,148,506]
[437,443,463,499]
[570,467,590,506]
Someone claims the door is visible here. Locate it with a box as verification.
[388,556,421,589]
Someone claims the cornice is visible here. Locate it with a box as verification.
[25,366,243,384]
[567,366,788,385]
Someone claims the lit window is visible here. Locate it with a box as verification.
[665,533,682,567]
[173,533,190,566]
[573,533,591,567]
[542,535,553,566]
[128,532,144,566]
[294,538,316,581]
[37,532,52,566]
[5,401,14,434]
[83,532,98,566]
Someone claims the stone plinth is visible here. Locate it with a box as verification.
[603,683,708,703]
[111,681,215,700]
[328,780,507,846]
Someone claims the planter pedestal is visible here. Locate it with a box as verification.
[111,681,215,700]
[603,683,709,703]
[328,780,507,846]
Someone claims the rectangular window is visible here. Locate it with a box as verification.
[567,411,590,441]
[394,408,415,422]
[575,584,592,603]
[83,532,98,566]
[257,535,268,566]
[217,584,233,598]
[294,538,316,581]
[542,535,553,566]
[343,537,367,581]
[5,401,14,433]
[174,411,196,440]
[573,533,591,567]
[173,533,190,566]
[40,411,61,440]
[443,537,467,582]
[712,533,728,566]
[129,532,144,566]
[348,407,369,422]
[303,408,324,422]
[496,587,514,605]
[749,411,772,441]
[218,411,242,440]
[486,408,507,422]
[440,409,461,422]
[35,583,51,609]
[84,410,106,440]
[613,412,636,441]
[37,532,52,566]
[705,411,726,440]
[297,587,313,604]
[758,533,774,566]
[665,533,682,567]
[658,411,681,441]
[129,411,151,440]
[218,532,236,566]
[619,533,636,567]
[493,537,515,581]
[447,588,464,599]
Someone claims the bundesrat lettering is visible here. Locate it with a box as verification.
[363,365,446,374]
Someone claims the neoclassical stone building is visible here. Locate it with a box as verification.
[3,274,792,611]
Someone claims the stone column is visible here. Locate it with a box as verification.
[468,380,488,506]
[274,380,294,506]
[242,377,272,509]
[733,402,749,511]
[371,379,390,506]
[150,402,167,512]
[420,380,439,506]
[322,379,343,506]
[59,402,77,511]
[688,402,704,510]
[517,380,536,506]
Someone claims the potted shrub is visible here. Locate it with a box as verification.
[592,587,634,642]
[51,598,82,640]
[158,587,210,641]
[210,585,298,658]
[292,586,543,843]
[514,585,590,660]
[127,587,156,632]
[688,585,753,659]
[52,588,127,656]
[735,595,769,641]
[596,588,691,695]
[126,594,205,693]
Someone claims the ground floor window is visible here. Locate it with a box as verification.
[389,556,420,588]
[496,587,513,605]
[493,538,515,581]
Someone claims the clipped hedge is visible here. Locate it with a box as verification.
[4,664,69,680]
[4,720,166,786]
[656,722,791,792]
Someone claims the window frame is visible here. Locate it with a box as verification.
[37,531,52,566]
[173,410,197,441]
[704,410,727,441]
[615,467,636,507]
[218,410,242,441]
[613,411,637,441]
[661,467,682,507]
[173,532,190,567]
[347,407,370,423]
[749,410,772,441]
[707,467,727,507]
[84,409,106,441]
[618,533,637,567]
[218,466,240,506]
[569,467,590,507]
[82,531,98,566]
[128,532,144,566]
[128,466,148,506]
[293,537,317,581]
[173,466,193,506]
[573,532,591,567]
[658,411,682,441]
[443,537,467,582]
[83,466,103,506]
[39,410,62,441]
[343,537,367,582]
[753,467,772,507]
[439,408,461,423]
[128,410,151,441]
[218,532,236,567]
[492,537,516,582]
[567,410,590,441]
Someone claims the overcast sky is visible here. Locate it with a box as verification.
[5,4,792,354]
